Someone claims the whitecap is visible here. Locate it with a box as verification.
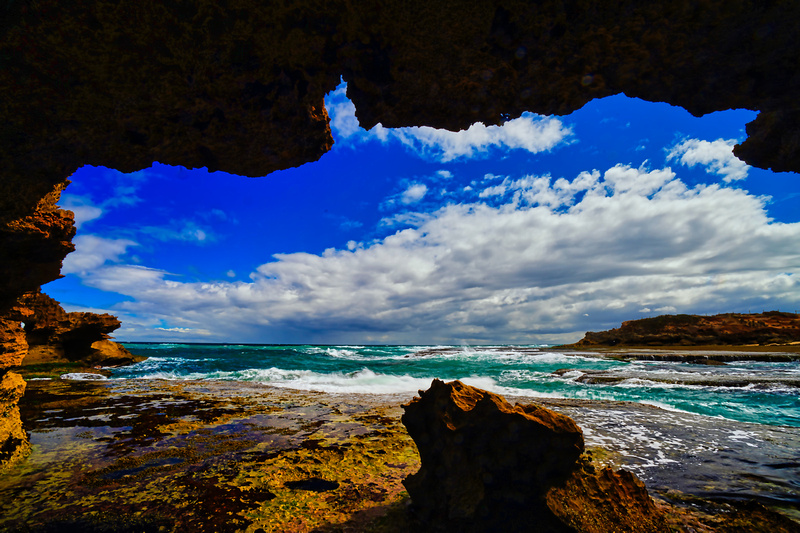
[60,373,108,381]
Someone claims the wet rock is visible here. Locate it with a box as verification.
[401,380,671,531]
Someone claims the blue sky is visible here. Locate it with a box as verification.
[45,82,800,344]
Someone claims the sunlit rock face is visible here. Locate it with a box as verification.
[0,371,29,473]
[401,380,668,532]
[0,182,75,312]
[15,290,136,366]
[574,312,800,347]
[1,0,799,321]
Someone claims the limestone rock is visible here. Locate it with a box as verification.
[546,462,668,533]
[401,379,584,531]
[0,371,30,473]
[3,0,800,319]
[0,182,75,308]
[573,311,800,347]
[401,379,669,532]
[0,319,27,370]
[17,290,121,358]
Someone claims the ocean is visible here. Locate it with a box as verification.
[89,343,800,428]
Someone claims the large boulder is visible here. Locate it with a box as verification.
[401,379,668,532]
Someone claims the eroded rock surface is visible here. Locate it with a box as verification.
[401,379,668,532]
[14,290,137,367]
[0,290,137,370]
[0,371,29,473]
[573,312,800,347]
[2,0,800,320]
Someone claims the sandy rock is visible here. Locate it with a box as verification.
[401,379,584,531]
[0,371,30,473]
[401,379,671,532]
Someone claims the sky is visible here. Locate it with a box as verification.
[44,82,800,345]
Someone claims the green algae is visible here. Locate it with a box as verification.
[0,380,421,532]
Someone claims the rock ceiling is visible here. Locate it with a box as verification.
[2,0,798,314]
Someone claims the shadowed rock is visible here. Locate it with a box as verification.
[401,379,669,532]
[2,0,800,322]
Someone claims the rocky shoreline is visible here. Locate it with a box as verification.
[0,377,797,532]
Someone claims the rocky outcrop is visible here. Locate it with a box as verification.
[0,182,75,315]
[401,379,668,532]
[0,290,137,368]
[0,319,28,370]
[2,1,800,320]
[0,371,29,473]
[573,311,800,347]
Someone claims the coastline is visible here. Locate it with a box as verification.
[549,343,800,361]
[1,376,798,531]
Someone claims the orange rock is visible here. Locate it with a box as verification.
[0,371,30,473]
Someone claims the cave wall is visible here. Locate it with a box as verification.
[2,0,799,326]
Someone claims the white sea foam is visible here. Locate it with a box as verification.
[60,373,108,381]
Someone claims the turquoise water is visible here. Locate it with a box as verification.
[104,344,800,428]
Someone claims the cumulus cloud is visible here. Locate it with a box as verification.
[61,235,138,274]
[376,114,572,162]
[667,138,750,182]
[400,183,428,204]
[325,82,572,161]
[73,165,800,344]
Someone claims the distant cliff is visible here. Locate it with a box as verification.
[573,312,800,347]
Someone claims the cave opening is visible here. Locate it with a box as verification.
[40,88,800,346]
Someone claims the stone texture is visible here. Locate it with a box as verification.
[0,290,138,367]
[402,380,598,531]
[0,371,29,473]
[0,319,28,370]
[546,462,668,533]
[2,0,800,321]
[0,182,75,311]
[572,311,800,347]
[401,379,670,531]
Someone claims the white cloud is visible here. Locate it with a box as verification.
[667,138,750,182]
[376,113,571,162]
[72,165,800,344]
[400,183,428,204]
[325,82,572,161]
[61,235,138,274]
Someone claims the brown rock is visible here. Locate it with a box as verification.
[401,379,585,531]
[2,1,800,319]
[0,181,75,309]
[546,462,668,533]
[16,290,121,359]
[573,312,800,347]
[0,319,27,370]
[0,371,30,473]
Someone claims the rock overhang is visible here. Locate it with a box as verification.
[2,0,799,314]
